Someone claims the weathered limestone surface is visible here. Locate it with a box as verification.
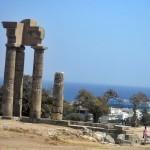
[2,19,46,119]
[13,45,25,117]
[30,46,46,119]
[2,45,17,117]
[51,72,64,120]
[2,22,24,47]
[2,21,24,118]
[21,19,45,46]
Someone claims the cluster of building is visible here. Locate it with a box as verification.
[99,98,150,123]
[76,97,150,123]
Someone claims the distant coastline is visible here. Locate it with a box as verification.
[43,81,150,101]
[0,78,150,101]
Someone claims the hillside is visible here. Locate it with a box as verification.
[0,119,149,150]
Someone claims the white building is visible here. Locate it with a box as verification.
[99,107,142,123]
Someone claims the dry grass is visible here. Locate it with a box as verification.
[0,119,150,150]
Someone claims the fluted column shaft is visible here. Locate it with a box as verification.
[51,72,64,120]
[2,45,17,118]
[30,46,46,119]
[13,45,25,117]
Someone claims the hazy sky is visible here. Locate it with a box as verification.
[0,0,150,87]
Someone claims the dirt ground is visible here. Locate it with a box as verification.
[0,120,150,150]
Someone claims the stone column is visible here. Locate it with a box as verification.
[13,45,25,117]
[51,72,64,120]
[30,45,46,119]
[2,21,24,118]
[2,44,17,118]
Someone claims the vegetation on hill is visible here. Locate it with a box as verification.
[130,92,149,127]
[0,76,150,125]
[22,75,53,117]
[75,89,110,123]
[103,89,119,102]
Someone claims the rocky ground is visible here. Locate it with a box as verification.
[0,119,150,150]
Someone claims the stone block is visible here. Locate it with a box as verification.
[21,19,45,46]
[51,113,62,120]
[2,22,24,46]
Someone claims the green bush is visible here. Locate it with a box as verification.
[64,113,84,121]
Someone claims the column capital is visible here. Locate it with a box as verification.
[2,22,24,46]
[5,44,19,49]
[6,44,25,50]
[16,45,25,51]
[31,45,47,51]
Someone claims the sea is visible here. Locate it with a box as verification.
[1,78,150,101]
[43,81,150,101]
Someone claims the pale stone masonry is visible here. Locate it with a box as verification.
[2,19,65,121]
[51,72,64,120]
[13,45,25,117]
[2,19,46,119]
[2,44,17,118]
[30,46,46,119]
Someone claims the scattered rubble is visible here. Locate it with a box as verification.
[116,134,125,144]
[105,135,115,144]
[47,127,116,144]
[1,121,147,145]
[93,132,106,142]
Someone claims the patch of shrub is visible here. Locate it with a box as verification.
[64,113,84,121]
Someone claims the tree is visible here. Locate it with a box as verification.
[103,89,118,102]
[130,92,149,127]
[63,100,75,119]
[22,75,32,116]
[63,100,85,121]
[90,97,109,123]
[41,89,53,118]
[75,89,109,123]
[64,113,85,121]
[141,108,149,126]
[22,75,52,117]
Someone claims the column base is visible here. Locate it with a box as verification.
[1,116,13,120]
[30,111,41,120]
[51,113,63,120]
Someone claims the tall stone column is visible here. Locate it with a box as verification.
[13,45,25,117]
[51,72,64,120]
[30,46,46,119]
[2,21,24,118]
[2,44,17,118]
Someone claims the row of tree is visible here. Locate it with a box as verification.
[0,77,117,122]
[73,89,117,122]
[73,89,150,125]
[0,75,150,126]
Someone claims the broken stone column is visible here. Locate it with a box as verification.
[13,45,25,117]
[30,45,46,119]
[2,22,24,118]
[51,72,64,120]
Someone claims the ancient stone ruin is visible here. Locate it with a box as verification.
[51,72,64,120]
[2,19,46,119]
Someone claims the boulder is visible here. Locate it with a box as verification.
[81,135,97,142]
[105,135,115,144]
[82,127,93,136]
[93,132,106,142]
[116,134,125,144]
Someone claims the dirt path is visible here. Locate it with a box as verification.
[0,120,149,150]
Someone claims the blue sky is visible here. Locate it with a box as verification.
[0,0,150,87]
